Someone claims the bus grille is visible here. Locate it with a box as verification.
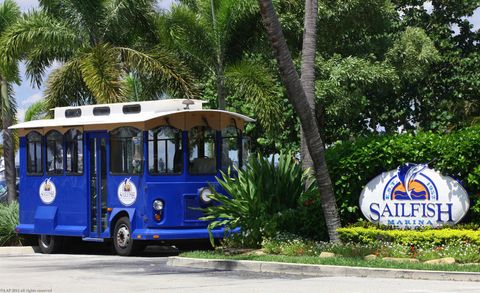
[184,196,204,221]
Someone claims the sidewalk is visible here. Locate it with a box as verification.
[167,256,480,282]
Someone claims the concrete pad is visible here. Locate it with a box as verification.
[0,246,38,255]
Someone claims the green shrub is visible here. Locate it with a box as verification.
[201,153,320,248]
[337,226,480,246]
[326,125,480,224]
[0,201,21,246]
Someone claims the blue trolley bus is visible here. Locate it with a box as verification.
[10,99,253,255]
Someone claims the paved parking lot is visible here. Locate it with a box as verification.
[1,245,480,293]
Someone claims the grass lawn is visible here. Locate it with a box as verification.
[180,251,480,273]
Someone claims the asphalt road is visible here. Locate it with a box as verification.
[1,245,480,293]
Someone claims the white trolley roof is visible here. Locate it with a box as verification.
[10,99,255,135]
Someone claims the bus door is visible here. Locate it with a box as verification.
[87,132,109,239]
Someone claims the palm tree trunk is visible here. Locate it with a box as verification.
[257,0,341,241]
[216,64,227,110]
[1,78,17,204]
[300,0,318,176]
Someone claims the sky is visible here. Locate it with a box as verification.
[8,0,480,122]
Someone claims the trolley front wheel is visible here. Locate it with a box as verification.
[112,217,142,256]
[38,235,63,254]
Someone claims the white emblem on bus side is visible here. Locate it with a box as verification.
[39,178,56,204]
[118,178,137,206]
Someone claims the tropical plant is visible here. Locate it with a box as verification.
[158,0,282,132]
[1,0,196,109]
[256,0,341,241]
[0,201,20,246]
[201,154,317,248]
[0,0,20,204]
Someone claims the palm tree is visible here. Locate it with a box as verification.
[0,0,20,204]
[299,0,317,175]
[1,0,196,109]
[158,0,282,131]
[257,0,341,241]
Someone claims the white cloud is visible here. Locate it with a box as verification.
[20,93,42,106]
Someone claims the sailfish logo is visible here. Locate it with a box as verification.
[393,163,430,200]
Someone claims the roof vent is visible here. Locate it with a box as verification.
[123,104,141,114]
[93,106,111,116]
[65,108,82,118]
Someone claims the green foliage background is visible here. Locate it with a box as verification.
[326,125,480,225]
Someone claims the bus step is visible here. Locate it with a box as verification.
[82,237,104,243]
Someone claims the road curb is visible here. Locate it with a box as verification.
[167,256,480,282]
[0,246,39,255]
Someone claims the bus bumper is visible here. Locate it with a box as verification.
[131,227,239,241]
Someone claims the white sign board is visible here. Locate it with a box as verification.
[360,164,469,228]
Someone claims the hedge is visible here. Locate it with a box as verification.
[326,125,480,224]
[337,226,480,246]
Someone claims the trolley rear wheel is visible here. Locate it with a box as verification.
[38,235,63,254]
[112,217,143,256]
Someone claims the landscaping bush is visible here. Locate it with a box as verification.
[326,125,480,224]
[201,153,326,247]
[337,226,480,246]
[0,201,21,246]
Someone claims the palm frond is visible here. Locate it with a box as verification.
[0,0,21,33]
[120,72,145,101]
[0,10,83,85]
[160,5,216,72]
[225,60,282,133]
[104,0,158,45]
[118,46,197,99]
[0,0,21,82]
[44,58,93,108]
[79,44,123,104]
[24,99,49,121]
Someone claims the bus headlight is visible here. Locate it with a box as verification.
[153,200,164,211]
[200,188,213,204]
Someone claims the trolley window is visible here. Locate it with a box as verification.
[65,129,83,175]
[46,130,64,175]
[188,126,216,175]
[221,126,241,171]
[26,131,43,175]
[110,127,143,174]
[148,126,183,175]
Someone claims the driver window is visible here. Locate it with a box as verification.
[221,126,240,172]
[188,126,216,175]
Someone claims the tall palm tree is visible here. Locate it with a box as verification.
[299,0,318,175]
[0,0,20,204]
[159,0,282,131]
[1,0,196,109]
[257,0,341,241]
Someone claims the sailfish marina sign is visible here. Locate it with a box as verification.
[359,163,470,228]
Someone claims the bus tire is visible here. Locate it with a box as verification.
[38,235,63,254]
[113,217,141,256]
